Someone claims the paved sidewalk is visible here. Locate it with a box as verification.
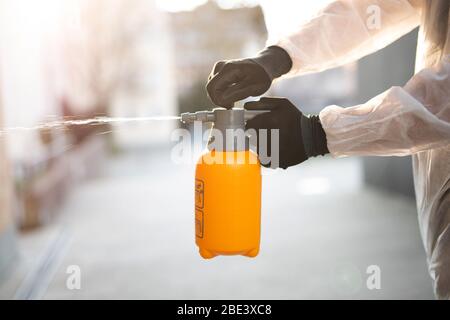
[7,149,435,299]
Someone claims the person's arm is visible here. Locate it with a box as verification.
[275,0,422,76]
[244,57,450,169]
[320,57,450,157]
[207,0,422,107]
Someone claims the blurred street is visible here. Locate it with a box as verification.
[0,0,447,302]
[2,149,433,299]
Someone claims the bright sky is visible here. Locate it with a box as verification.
[155,0,259,12]
[155,0,332,40]
[155,0,206,12]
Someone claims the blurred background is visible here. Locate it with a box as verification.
[0,0,434,299]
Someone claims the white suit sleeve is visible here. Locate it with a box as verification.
[319,57,450,157]
[275,0,421,75]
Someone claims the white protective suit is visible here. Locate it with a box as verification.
[274,0,450,298]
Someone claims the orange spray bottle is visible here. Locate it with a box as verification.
[181,108,266,259]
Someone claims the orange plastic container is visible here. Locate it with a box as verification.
[195,150,261,259]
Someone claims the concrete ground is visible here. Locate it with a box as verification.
[3,148,435,299]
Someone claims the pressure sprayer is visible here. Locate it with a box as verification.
[181,108,268,259]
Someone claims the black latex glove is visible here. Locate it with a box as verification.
[206,46,292,108]
[245,97,329,169]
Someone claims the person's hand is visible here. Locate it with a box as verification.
[206,59,271,107]
[245,97,329,169]
[206,46,292,108]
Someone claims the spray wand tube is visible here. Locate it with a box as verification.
[181,108,269,125]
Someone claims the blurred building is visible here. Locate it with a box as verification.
[59,0,177,148]
[101,0,178,148]
[170,1,267,113]
[0,0,177,232]
[0,0,80,229]
[0,0,178,289]
[0,84,17,284]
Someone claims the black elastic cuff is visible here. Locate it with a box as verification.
[301,115,329,158]
[251,46,293,80]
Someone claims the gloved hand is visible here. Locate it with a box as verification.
[245,97,329,169]
[206,46,292,108]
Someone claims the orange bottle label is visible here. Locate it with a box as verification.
[195,179,205,238]
[195,209,204,238]
[195,179,204,209]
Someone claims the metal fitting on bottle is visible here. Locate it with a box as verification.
[180,110,215,124]
[180,108,270,152]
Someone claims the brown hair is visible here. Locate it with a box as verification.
[422,0,450,60]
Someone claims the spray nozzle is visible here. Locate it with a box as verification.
[180,110,215,124]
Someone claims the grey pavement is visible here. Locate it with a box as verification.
[6,148,435,299]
